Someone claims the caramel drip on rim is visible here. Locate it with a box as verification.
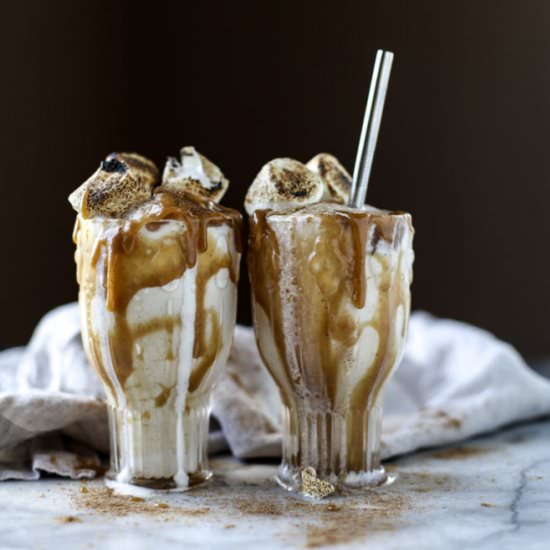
[75,190,242,403]
[248,206,413,473]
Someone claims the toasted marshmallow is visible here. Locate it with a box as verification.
[69,153,159,218]
[306,153,351,204]
[245,158,325,214]
[161,146,229,203]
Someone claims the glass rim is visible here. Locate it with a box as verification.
[252,206,412,221]
[77,215,190,226]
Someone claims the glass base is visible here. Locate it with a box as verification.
[105,470,212,496]
[277,400,388,497]
[107,397,211,494]
[275,463,391,497]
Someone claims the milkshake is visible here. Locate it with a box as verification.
[246,154,413,495]
[70,147,241,492]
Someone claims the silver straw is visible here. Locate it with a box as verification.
[349,50,394,208]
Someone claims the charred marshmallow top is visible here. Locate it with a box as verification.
[244,154,352,215]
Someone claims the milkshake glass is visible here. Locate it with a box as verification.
[248,203,413,494]
[71,149,241,493]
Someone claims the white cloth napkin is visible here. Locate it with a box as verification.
[1,303,549,480]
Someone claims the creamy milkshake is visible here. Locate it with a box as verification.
[246,155,413,495]
[70,147,241,492]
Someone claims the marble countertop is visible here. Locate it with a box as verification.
[2,418,549,550]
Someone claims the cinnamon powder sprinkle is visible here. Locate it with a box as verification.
[232,496,284,516]
[71,486,204,518]
[303,492,409,548]
[430,446,489,460]
[71,484,410,548]
[57,515,82,523]
[225,490,409,547]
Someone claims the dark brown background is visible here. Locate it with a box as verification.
[1,1,549,357]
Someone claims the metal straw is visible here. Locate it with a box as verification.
[349,50,394,208]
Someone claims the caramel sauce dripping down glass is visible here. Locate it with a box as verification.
[74,206,241,493]
[248,206,413,494]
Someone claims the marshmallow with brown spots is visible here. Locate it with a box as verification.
[245,158,326,215]
[68,153,159,218]
[306,153,351,204]
[161,146,229,203]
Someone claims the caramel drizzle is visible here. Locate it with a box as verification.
[189,234,238,393]
[248,207,412,472]
[75,191,241,403]
[248,213,295,408]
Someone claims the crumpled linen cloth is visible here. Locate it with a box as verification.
[1,303,550,480]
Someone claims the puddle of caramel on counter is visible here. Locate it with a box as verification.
[74,191,241,404]
[248,207,413,473]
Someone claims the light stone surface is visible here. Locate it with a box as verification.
[1,419,549,550]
